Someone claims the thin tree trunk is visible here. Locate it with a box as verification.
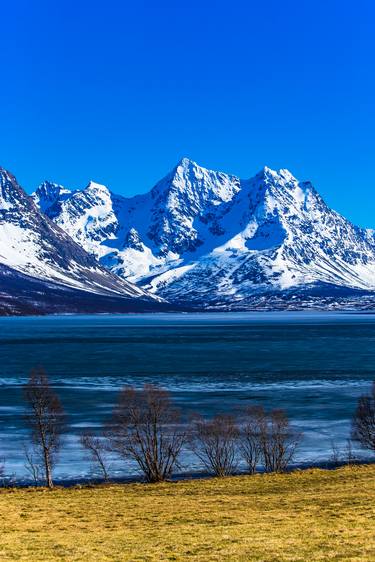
[44,449,53,489]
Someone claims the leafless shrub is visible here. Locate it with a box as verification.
[0,458,5,486]
[0,458,17,488]
[23,443,42,486]
[329,438,358,468]
[345,439,357,466]
[239,405,264,474]
[23,368,66,489]
[80,432,110,481]
[329,439,341,466]
[241,407,301,473]
[106,384,185,483]
[260,409,301,473]
[352,381,375,453]
[190,414,239,477]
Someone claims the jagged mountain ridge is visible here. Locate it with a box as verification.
[33,158,375,307]
[0,167,162,311]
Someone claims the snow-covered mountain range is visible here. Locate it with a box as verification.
[0,167,163,315]
[32,158,375,309]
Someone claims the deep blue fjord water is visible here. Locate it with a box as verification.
[0,312,374,482]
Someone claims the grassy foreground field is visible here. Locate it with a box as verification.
[0,466,374,561]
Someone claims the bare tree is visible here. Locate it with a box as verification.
[23,368,66,489]
[23,443,42,486]
[329,439,358,468]
[0,458,5,486]
[191,414,239,477]
[352,382,375,453]
[329,439,341,467]
[239,405,265,474]
[0,461,15,488]
[259,409,301,473]
[345,439,357,466]
[80,432,110,481]
[106,384,185,483]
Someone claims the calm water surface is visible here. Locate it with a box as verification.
[0,312,374,481]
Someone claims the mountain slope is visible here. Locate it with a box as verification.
[0,263,170,316]
[33,159,375,308]
[0,167,163,312]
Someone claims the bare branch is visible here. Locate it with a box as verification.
[106,384,185,483]
[329,440,341,467]
[23,442,42,486]
[80,432,111,481]
[345,439,357,466]
[260,409,301,473]
[352,381,375,453]
[190,414,239,477]
[23,367,66,489]
[239,405,265,474]
[239,406,301,474]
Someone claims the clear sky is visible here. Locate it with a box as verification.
[0,1,373,226]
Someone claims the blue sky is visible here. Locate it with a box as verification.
[0,1,373,226]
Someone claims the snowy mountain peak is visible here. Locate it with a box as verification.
[84,180,111,196]
[0,168,15,210]
[1,167,39,216]
[33,181,72,216]
[278,168,297,181]
[0,165,159,304]
[0,166,11,183]
[250,166,316,214]
[176,156,198,170]
[153,158,240,204]
[32,160,375,308]
[261,165,275,176]
[257,166,297,183]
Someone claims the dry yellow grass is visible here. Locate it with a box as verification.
[0,465,374,561]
